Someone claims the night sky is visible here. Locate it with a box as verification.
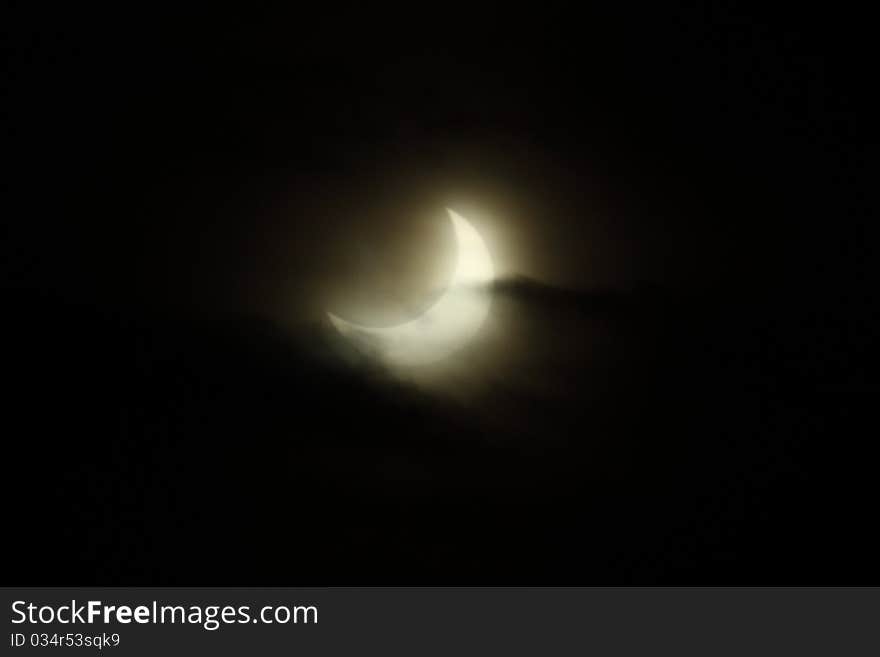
[4,6,875,583]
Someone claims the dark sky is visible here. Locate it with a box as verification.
[3,6,875,583]
[6,5,867,312]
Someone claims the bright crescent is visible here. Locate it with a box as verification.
[327,209,494,366]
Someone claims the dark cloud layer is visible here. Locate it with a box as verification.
[6,276,877,583]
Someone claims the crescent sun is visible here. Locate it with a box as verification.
[327,209,495,366]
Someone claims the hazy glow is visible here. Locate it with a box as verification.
[328,209,494,366]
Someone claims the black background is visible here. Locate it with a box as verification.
[3,5,875,583]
